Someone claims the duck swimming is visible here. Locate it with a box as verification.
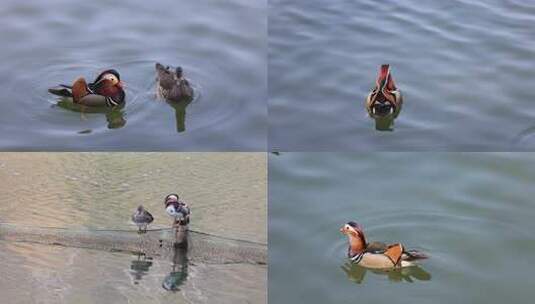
[48,69,125,107]
[155,63,194,102]
[132,205,154,233]
[365,64,402,117]
[340,221,427,269]
[164,194,190,226]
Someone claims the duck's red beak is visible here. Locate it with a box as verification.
[117,81,125,89]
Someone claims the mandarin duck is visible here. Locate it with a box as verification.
[155,63,194,102]
[48,69,125,107]
[340,221,428,269]
[132,205,154,234]
[365,64,402,118]
[164,193,190,226]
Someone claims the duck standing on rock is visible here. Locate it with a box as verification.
[48,69,125,107]
[365,64,402,118]
[164,194,190,227]
[340,221,428,269]
[132,205,154,233]
[155,63,194,102]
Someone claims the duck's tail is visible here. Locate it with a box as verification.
[48,84,73,97]
[402,249,429,261]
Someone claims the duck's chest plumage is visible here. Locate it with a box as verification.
[351,252,398,269]
[87,82,125,106]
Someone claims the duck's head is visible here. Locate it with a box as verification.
[340,221,367,254]
[155,63,173,78]
[175,67,183,79]
[367,64,399,117]
[155,62,167,72]
[376,64,396,91]
[165,193,179,206]
[94,69,124,90]
[137,205,145,212]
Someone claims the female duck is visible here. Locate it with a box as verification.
[365,64,402,117]
[340,221,427,269]
[132,205,154,234]
[155,63,194,102]
[48,69,125,107]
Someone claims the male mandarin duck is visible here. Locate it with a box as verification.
[48,69,125,107]
[155,63,194,102]
[164,193,190,226]
[340,221,428,269]
[365,64,403,117]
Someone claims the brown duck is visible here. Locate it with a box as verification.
[340,221,428,269]
[155,63,194,102]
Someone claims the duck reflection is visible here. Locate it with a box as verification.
[105,108,126,129]
[341,262,431,284]
[55,98,126,129]
[513,125,535,147]
[130,253,153,285]
[162,244,189,291]
[127,243,189,290]
[165,99,191,133]
[366,108,400,131]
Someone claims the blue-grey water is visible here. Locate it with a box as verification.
[0,0,266,151]
[0,153,267,303]
[269,153,535,303]
[269,0,535,151]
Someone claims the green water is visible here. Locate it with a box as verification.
[269,153,535,303]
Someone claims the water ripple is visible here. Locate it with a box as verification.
[269,0,535,150]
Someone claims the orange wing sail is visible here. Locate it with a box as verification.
[383,243,404,266]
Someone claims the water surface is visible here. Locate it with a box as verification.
[269,153,535,303]
[0,153,267,303]
[0,241,265,304]
[269,0,535,151]
[0,0,266,151]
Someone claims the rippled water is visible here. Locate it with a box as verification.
[0,153,266,303]
[0,0,266,151]
[269,153,535,303]
[269,0,535,151]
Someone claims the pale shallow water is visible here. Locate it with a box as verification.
[0,0,266,151]
[0,241,266,304]
[269,0,535,151]
[0,153,267,303]
[269,153,535,303]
